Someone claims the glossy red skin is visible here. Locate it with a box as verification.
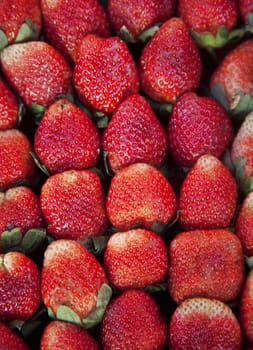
[167,92,234,167]
[34,99,101,174]
[179,154,238,230]
[0,77,18,130]
[101,289,167,350]
[74,34,139,114]
[178,0,238,35]
[40,169,108,240]
[108,0,176,38]
[0,322,30,350]
[42,240,108,320]
[106,163,178,231]
[102,93,168,172]
[103,228,168,289]
[169,298,242,350]
[239,0,253,23]
[0,129,37,190]
[168,229,245,304]
[240,269,253,347]
[0,251,41,322]
[0,41,73,108]
[139,17,202,103]
[41,0,110,63]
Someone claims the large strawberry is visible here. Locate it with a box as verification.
[0,76,18,130]
[167,92,234,167]
[100,289,167,350]
[0,322,30,350]
[178,154,238,230]
[139,17,202,104]
[74,34,139,114]
[102,93,168,172]
[34,99,101,174]
[240,269,253,347]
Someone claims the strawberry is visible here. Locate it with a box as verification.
[178,154,238,230]
[167,92,234,167]
[0,76,18,130]
[40,169,108,241]
[41,239,112,328]
[34,99,101,174]
[0,41,73,109]
[168,229,245,304]
[139,17,202,104]
[106,162,178,231]
[74,34,139,114]
[103,228,168,290]
[100,289,167,350]
[41,0,110,63]
[0,322,30,350]
[0,251,41,322]
[240,269,253,347]
[0,129,37,190]
[239,0,253,23]
[102,93,168,172]
[40,320,101,350]
[169,297,242,349]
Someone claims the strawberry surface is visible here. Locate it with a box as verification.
[236,191,253,256]
[240,269,253,347]
[0,76,18,130]
[0,322,30,350]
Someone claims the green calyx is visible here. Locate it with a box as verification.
[0,29,8,51]
[232,156,253,195]
[118,23,161,44]
[15,18,40,43]
[30,152,50,176]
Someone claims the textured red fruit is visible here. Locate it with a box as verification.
[240,269,253,347]
[0,322,30,350]
[0,76,18,130]
[239,0,253,23]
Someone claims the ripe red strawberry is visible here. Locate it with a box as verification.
[34,99,101,174]
[103,228,168,290]
[74,34,139,114]
[102,93,168,172]
[0,41,73,109]
[0,129,37,190]
[179,154,238,230]
[240,269,253,347]
[41,239,112,328]
[0,322,30,350]
[168,229,245,304]
[101,289,167,350]
[169,297,242,349]
[239,0,253,23]
[139,17,202,104]
[0,76,18,130]
[0,251,41,322]
[40,320,101,350]
[167,92,234,167]
[106,162,178,231]
[40,169,108,241]
[41,0,110,63]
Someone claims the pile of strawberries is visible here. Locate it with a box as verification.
[1,0,253,349]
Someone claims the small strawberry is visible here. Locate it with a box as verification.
[41,239,112,329]
[34,99,101,174]
[240,269,253,347]
[0,76,18,130]
[0,322,30,350]
[167,92,234,167]
[100,289,167,350]
[0,251,41,322]
[169,297,242,349]
[168,229,245,304]
[106,162,178,231]
[74,34,139,114]
[40,320,101,350]
[139,17,202,104]
[102,93,168,172]
[178,154,238,230]
[239,0,253,24]
[0,41,73,109]
[40,169,108,241]
[41,0,110,63]
[103,228,168,290]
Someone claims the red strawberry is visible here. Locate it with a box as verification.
[239,0,253,23]
[106,162,178,231]
[41,0,110,63]
[102,93,168,172]
[34,99,101,174]
[169,297,242,350]
[240,269,253,347]
[0,76,18,130]
[139,17,202,104]
[167,92,234,167]
[41,239,112,328]
[179,154,238,230]
[100,289,167,350]
[40,320,101,350]
[0,129,37,190]
[0,322,30,350]
[103,228,168,290]
[74,34,139,114]
[0,251,41,322]
[168,229,245,304]
[40,169,108,241]
[0,41,73,109]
